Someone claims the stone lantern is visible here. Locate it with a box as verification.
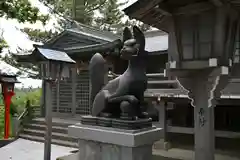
[157,2,239,160]
[13,47,75,160]
[0,74,20,139]
[124,1,240,160]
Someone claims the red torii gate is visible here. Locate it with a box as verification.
[0,74,19,139]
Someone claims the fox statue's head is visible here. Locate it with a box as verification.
[120,26,146,60]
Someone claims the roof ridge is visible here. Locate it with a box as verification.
[72,21,119,38]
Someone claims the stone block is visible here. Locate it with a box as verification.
[68,123,162,160]
[153,140,171,151]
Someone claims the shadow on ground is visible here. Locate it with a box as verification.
[153,155,181,160]
[57,153,181,160]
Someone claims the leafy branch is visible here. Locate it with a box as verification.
[0,0,49,24]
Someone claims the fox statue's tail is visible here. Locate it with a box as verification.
[89,53,106,106]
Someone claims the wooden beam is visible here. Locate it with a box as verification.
[145,15,170,32]
[130,0,164,19]
[154,4,172,16]
[173,2,214,15]
[209,0,224,6]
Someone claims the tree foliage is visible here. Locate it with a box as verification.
[0,88,42,111]
[0,38,8,53]
[0,88,41,138]
[0,0,49,24]
[95,0,125,33]
[21,28,59,43]
[39,0,108,25]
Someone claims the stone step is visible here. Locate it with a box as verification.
[148,80,179,89]
[22,128,77,142]
[24,123,68,134]
[30,119,76,128]
[148,80,178,85]
[147,77,169,81]
[19,134,78,148]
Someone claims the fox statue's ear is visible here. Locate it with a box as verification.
[133,26,145,50]
[122,27,132,42]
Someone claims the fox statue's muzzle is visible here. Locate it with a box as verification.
[120,40,140,60]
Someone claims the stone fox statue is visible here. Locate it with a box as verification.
[89,26,148,119]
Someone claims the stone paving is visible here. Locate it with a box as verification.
[57,151,181,160]
[1,138,240,160]
[57,149,240,160]
[0,139,75,160]
[153,148,240,160]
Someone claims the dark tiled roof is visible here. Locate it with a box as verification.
[36,48,75,63]
[0,74,19,83]
[69,22,120,43]
[13,48,76,64]
[67,27,169,53]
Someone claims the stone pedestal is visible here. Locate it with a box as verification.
[68,123,162,160]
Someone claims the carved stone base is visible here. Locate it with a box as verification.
[81,115,98,125]
[81,115,152,130]
[112,118,152,130]
[98,117,112,127]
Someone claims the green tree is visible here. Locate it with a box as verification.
[94,0,125,33]
[72,0,107,25]
[20,28,59,43]
[0,39,8,53]
[94,0,151,33]
[39,0,107,25]
[0,0,49,23]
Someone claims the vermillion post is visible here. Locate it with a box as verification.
[3,88,14,139]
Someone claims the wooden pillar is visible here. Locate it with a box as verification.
[154,99,170,150]
[56,80,60,113]
[44,80,53,160]
[158,101,167,141]
[71,67,77,116]
[40,80,46,117]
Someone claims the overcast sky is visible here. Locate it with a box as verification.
[0,0,138,88]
